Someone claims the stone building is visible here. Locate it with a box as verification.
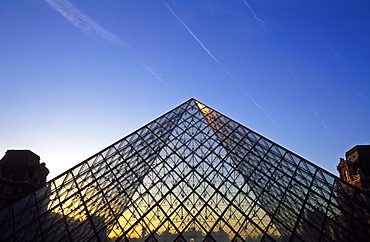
[337,145,370,193]
[0,150,49,209]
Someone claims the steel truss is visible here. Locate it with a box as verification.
[0,99,369,241]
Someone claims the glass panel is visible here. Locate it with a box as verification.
[0,99,369,241]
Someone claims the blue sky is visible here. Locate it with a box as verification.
[0,0,369,180]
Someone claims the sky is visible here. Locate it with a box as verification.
[0,0,369,180]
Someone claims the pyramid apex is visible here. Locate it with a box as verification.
[186,97,205,105]
[187,97,198,102]
[1,97,369,241]
[182,97,202,107]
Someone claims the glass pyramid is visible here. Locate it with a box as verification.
[1,99,369,241]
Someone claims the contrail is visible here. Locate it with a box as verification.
[242,0,266,31]
[44,0,132,49]
[164,1,279,129]
[328,44,347,64]
[163,2,221,66]
[312,109,329,130]
[285,61,329,131]
[284,61,302,90]
[45,0,179,96]
[164,2,234,86]
[143,64,181,96]
[355,92,369,102]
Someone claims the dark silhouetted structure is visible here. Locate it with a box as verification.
[0,150,49,209]
[337,145,370,194]
[0,99,369,241]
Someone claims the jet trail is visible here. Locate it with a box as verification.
[286,61,329,131]
[328,44,348,64]
[313,109,329,130]
[44,0,132,49]
[144,64,181,96]
[44,0,178,96]
[355,92,369,102]
[242,0,266,31]
[163,2,221,67]
[284,61,303,90]
[164,1,279,128]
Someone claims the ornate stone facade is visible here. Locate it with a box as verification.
[337,145,370,193]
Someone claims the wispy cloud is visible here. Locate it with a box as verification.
[312,108,319,117]
[328,44,348,65]
[242,0,266,31]
[164,1,279,128]
[45,0,132,49]
[45,0,179,96]
[284,61,302,90]
[355,92,369,102]
[313,109,329,130]
[143,64,181,96]
[163,2,220,66]
[285,61,329,131]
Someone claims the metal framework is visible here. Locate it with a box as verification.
[0,98,369,241]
